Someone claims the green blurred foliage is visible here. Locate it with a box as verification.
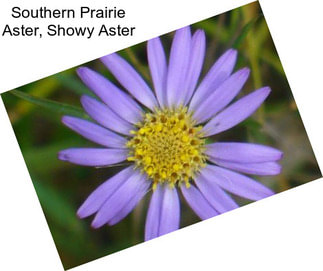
[1,2,321,269]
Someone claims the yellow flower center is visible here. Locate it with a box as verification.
[127,107,206,189]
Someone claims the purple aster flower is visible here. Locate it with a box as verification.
[58,26,283,241]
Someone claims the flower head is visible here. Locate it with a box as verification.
[59,26,283,241]
[127,106,207,189]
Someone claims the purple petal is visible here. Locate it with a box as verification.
[166,26,191,108]
[210,159,282,176]
[101,53,158,110]
[77,67,143,124]
[58,148,128,166]
[145,184,163,241]
[203,87,271,136]
[195,174,238,213]
[62,116,126,148]
[80,95,133,136]
[180,183,218,220]
[147,37,167,108]
[189,49,237,111]
[91,170,148,228]
[77,167,134,218]
[205,142,283,163]
[192,68,250,123]
[201,164,274,201]
[145,184,180,241]
[183,29,206,105]
[108,175,150,225]
[158,185,180,236]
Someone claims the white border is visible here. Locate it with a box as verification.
[1,0,322,270]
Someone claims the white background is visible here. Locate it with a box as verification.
[1,0,322,270]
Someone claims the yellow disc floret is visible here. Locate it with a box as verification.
[127,107,206,189]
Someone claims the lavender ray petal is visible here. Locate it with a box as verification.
[81,95,133,136]
[195,174,238,213]
[108,176,150,225]
[77,167,134,218]
[189,49,237,111]
[201,164,275,201]
[147,37,167,108]
[145,184,164,241]
[158,185,180,236]
[180,183,218,220]
[77,67,143,124]
[101,53,158,110]
[166,26,191,108]
[203,87,271,136]
[210,159,282,176]
[91,170,146,228]
[193,68,250,123]
[62,116,127,148]
[205,142,283,163]
[183,29,206,105]
[58,148,128,166]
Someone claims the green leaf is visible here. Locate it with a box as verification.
[10,89,87,118]
[232,14,262,49]
[194,20,228,42]
[33,180,85,234]
[52,73,95,98]
[260,49,285,75]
